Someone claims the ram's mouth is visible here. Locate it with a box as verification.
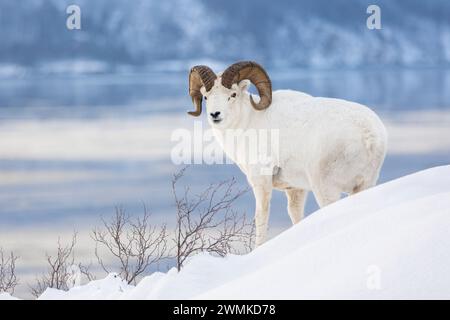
[213,119,222,124]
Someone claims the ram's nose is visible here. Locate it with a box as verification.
[210,111,221,119]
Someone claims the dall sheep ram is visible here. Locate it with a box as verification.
[187,61,387,246]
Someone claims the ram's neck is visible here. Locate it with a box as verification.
[234,92,255,129]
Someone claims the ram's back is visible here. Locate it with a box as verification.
[266,92,387,185]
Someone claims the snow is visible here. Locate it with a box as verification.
[0,293,19,300]
[4,165,450,299]
[37,60,109,75]
[38,273,133,300]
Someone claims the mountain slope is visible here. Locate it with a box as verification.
[1,0,450,69]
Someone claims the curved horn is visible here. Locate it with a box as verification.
[221,61,272,110]
[188,65,217,116]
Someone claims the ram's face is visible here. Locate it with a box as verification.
[201,80,249,128]
[188,62,272,121]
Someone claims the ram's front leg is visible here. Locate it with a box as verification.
[251,182,273,247]
[286,188,307,224]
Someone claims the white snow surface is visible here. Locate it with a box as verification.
[0,293,19,300]
[5,165,450,300]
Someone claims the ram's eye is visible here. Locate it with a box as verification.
[231,93,237,98]
[204,96,207,100]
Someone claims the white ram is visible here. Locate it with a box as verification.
[188,61,387,246]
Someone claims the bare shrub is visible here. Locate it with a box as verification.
[30,233,92,297]
[0,248,19,294]
[92,206,168,284]
[78,263,96,282]
[172,167,255,271]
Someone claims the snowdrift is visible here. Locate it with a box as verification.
[8,166,450,299]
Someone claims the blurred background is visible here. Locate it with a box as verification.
[1,0,450,298]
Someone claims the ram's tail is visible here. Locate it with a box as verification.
[361,117,388,187]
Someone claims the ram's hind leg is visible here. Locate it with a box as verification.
[285,188,307,224]
[312,184,341,208]
[351,169,380,195]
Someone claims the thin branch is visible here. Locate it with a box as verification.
[91,206,168,284]
[0,248,19,294]
[172,167,254,271]
[30,233,89,297]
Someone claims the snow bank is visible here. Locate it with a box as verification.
[0,293,19,300]
[38,273,133,300]
[6,165,450,300]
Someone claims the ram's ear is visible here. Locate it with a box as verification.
[238,79,251,92]
[200,86,207,96]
